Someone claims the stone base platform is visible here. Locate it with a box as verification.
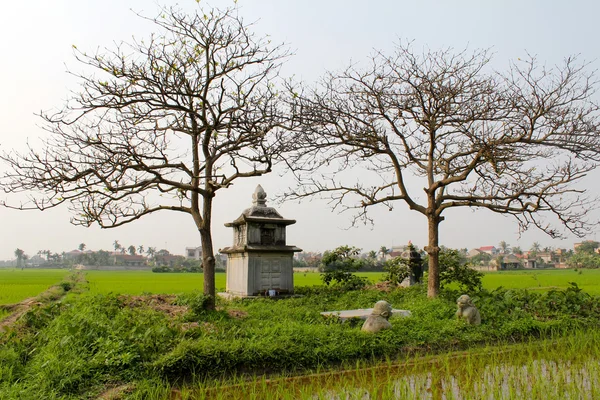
[217,292,300,300]
[320,308,411,321]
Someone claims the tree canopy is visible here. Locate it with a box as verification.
[1,5,292,307]
[287,42,600,297]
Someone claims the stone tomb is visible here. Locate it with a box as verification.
[220,185,301,297]
[320,308,412,322]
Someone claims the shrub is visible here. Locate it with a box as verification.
[383,257,411,285]
[320,246,368,290]
[438,249,483,293]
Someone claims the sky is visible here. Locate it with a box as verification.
[1,0,599,260]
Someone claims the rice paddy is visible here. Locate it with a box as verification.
[0,269,69,305]
[179,331,600,399]
[82,268,600,295]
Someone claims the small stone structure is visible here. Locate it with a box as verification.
[398,242,423,286]
[361,300,393,333]
[321,306,411,322]
[220,185,301,297]
[455,294,481,325]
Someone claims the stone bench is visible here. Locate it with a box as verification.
[320,308,411,321]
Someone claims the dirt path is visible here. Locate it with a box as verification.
[0,296,45,331]
[0,273,84,331]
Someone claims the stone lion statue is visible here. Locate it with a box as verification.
[361,300,393,333]
[456,294,481,325]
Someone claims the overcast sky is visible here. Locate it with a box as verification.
[1,0,599,260]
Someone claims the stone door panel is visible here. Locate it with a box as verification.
[260,258,281,289]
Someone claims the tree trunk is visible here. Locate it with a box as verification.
[426,215,441,298]
[200,193,216,310]
[200,227,216,310]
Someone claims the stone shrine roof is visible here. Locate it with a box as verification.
[225,185,296,227]
[220,244,302,254]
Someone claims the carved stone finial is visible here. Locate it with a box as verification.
[252,185,267,207]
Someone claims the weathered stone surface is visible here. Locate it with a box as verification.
[320,308,411,321]
[456,294,481,325]
[361,300,394,333]
[220,185,301,297]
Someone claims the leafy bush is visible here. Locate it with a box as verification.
[152,266,172,273]
[321,246,368,290]
[383,256,411,285]
[438,249,483,293]
[152,265,203,273]
[566,252,600,269]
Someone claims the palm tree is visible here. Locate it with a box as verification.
[78,243,86,251]
[138,245,144,255]
[498,241,510,254]
[113,240,121,252]
[379,246,389,259]
[146,246,157,266]
[128,245,136,256]
[530,242,541,252]
[146,247,156,258]
[512,246,523,255]
[14,248,25,269]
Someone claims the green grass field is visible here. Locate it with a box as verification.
[2,268,599,300]
[84,271,382,294]
[481,268,600,295]
[0,269,69,305]
[84,268,600,295]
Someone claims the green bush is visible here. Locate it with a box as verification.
[320,246,368,290]
[383,257,411,285]
[438,249,483,293]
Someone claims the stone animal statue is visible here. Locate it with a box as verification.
[456,294,481,325]
[361,300,393,333]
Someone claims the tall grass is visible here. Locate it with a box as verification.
[2,277,600,398]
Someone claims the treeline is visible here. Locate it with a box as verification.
[567,241,600,269]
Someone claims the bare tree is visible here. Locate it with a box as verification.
[287,42,600,297]
[1,5,291,308]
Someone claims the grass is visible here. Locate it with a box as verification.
[481,268,600,295]
[86,270,227,294]
[2,268,599,301]
[85,271,386,295]
[0,269,69,305]
[2,277,600,399]
[84,269,600,296]
[175,330,600,399]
